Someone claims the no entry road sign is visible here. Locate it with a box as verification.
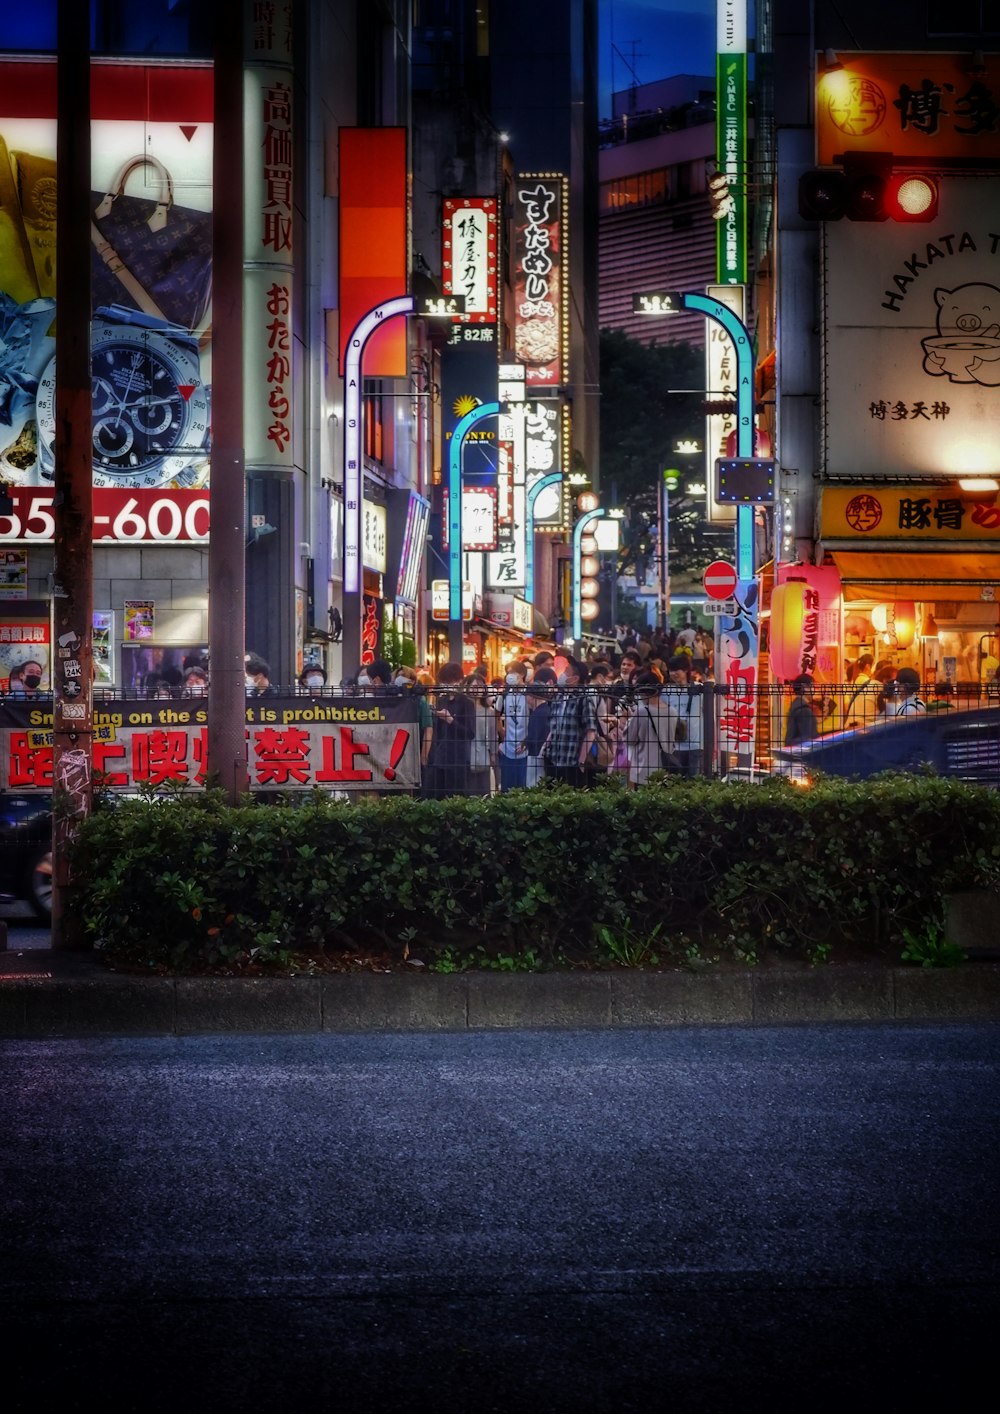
[703,560,738,600]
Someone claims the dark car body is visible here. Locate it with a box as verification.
[0,792,52,918]
[773,706,1000,785]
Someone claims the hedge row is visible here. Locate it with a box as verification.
[71,773,1000,971]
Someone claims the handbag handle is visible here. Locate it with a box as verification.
[94,154,174,233]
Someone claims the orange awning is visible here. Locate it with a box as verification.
[828,548,1000,602]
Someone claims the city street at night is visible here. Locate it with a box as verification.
[4,1023,999,1411]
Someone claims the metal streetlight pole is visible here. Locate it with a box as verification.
[571,507,603,642]
[341,295,415,675]
[525,472,563,606]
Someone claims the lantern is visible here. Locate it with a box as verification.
[580,577,600,598]
[576,491,599,513]
[580,599,600,622]
[769,580,809,680]
[580,554,600,577]
[871,601,915,649]
[580,535,598,556]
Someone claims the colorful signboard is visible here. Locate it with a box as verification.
[0,59,213,530]
[0,695,421,792]
[824,178,1000,478]
[816,53,1000,166]
[716,2,747,285]
[462,486,498,551]
[513,174,567,387]
[821,484,1000,541]
[338,128,408,377]
[442,197,498,324]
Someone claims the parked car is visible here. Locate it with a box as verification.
[0,792,52,919]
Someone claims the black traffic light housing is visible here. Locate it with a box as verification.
[798,152,938,223]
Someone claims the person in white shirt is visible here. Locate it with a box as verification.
[894,667,926,716]
[497,659,530,790]
[663,654,703,775]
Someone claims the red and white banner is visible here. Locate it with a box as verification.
[442,197,498,323]
[0,487,210,543]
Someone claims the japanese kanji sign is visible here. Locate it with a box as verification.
[817,53,1000,165]
[0,695,421,792]
[824,178,1000,478]
[442,197,498,324]
[822,485,1000,541]
[513,174,567,387]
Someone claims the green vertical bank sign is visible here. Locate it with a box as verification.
[716,2,747,285]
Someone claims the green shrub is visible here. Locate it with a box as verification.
[71,774,1000,971]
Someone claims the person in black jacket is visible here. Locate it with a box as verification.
[422,660,476,797]
[784,674,818,745]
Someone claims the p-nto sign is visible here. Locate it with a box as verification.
[703,560,738,600]
[0,488,210,542]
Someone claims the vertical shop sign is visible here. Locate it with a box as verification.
[513,175,567,387]
[442,197,497,324]
[244,2,294,467]
[339,129,408,377]
[716,2,747,284]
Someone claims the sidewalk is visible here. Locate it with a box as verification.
[2,942,999,1036]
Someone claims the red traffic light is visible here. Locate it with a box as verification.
[885,173,938,222]
[798,158,938,224]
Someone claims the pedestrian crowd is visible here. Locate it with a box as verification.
[340,638,713,798]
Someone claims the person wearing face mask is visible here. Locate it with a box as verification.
[497,659,530,791]
[394,665,434,778]
[8,656,47,699]
[542,657,598,787]
[297,665,327,695]
[245,653,276,696]
[182,667,209,698]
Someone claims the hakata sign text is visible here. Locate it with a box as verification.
[0,696,421,792]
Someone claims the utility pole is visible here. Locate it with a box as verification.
[208,0,248,803]
[51,0,93,949]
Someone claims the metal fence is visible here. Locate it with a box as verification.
[4,680,999,798]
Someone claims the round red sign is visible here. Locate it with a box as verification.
[703,560,738,600]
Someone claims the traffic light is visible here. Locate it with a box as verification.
[798,153,938,223]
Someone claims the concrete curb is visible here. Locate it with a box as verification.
[1,960,999,1037]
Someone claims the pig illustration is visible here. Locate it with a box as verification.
[922,283,1000,384]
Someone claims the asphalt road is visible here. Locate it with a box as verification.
[3,1025,999,1413]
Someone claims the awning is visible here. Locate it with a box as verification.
[826,547,1000,602]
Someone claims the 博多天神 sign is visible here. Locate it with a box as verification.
[0,695,421,792]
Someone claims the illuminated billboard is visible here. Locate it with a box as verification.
[338,128,408,378]
[512,174,567,388]
[0,58,213,542]
[442,197,497,324]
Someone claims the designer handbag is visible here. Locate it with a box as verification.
[0,139,42,303]
[89,154,212,331]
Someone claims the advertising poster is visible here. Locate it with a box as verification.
[0,694,421,793]
[0,548,27,598]
[124,600,155,641]
[825,178,1000,478]
[0,59,213,541]
[93,610,113,686]
[0,614,49,692]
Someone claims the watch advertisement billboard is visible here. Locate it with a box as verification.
[0,58,213,540]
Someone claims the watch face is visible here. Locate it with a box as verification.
[36,320,210,488]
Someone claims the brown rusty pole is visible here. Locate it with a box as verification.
[208,0,248,803]
[51,0,93,950]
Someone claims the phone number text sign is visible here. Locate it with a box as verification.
[0,696,421,791]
